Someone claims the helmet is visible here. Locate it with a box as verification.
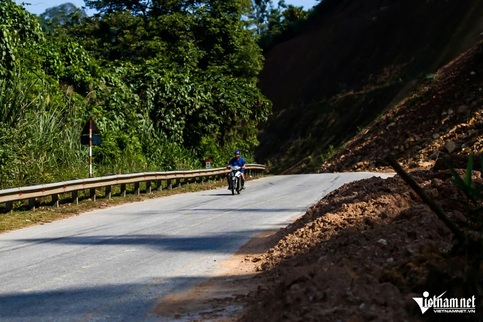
[235,150,241,155]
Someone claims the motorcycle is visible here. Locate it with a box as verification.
[228,165,243,195]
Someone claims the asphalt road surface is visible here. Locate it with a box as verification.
[0,173,392,321]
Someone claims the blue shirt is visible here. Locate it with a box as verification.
[228,157,246,172]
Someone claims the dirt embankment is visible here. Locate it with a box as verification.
[241,172,471,321]
[256,0,483,174]
[320,39,483,173]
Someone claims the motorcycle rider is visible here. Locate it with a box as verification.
[227,150,246,190]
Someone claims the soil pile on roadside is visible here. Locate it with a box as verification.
[241,171,478,321]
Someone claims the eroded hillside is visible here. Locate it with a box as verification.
[239,39,483,321]
[320,39,483,173]
[256,0,483,174]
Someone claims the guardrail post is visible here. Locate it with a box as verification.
[28,198,36,211]
[176,179,181,188]
[90,188,96,201]
[134,182,140,196]
[121,184,127,197]
[146,181,151,193]
[52,194,60,208]
[156,180,162,191]
[72,191,79,205]
[106,185,112,199]
[6,201,13,212]
[168,180,173,190]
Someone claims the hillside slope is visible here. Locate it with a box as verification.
[256,0,483,174]
[237,1,483,319]
[239,39,483,322]
[321,38,483,173]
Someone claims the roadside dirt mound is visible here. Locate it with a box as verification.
[154,171,480,321]
[240,171,476,321]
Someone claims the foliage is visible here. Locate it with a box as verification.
[257,0,312,50]
[0,71,85,187]
[144,68,270,149]
[69,0,271,156]
[0,0,44,78]
[78,1,265,78]
[0,0,271,188]
[445,154,483,295]
[448,153,483,206]
[249,0,274,35]
[41,37,100,91]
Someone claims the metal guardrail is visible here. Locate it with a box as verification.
[0,164,267,211]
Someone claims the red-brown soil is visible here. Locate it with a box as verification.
[153,171,481,321]
[240,172,478,321]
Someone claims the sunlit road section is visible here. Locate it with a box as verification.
[0,172,392,321]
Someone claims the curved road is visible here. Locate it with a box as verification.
[0,173,392,321]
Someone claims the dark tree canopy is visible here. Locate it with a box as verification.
[69,0,271,152]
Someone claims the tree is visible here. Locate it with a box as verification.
[85,0,188,17]
[56,0,271,163]
[282,3,307,24]
[0,0,44,77]
[69,0,266,90]
[258,0,310,50]
[38,3,88,33]
[192,0,263,79]
[249,0,273,35]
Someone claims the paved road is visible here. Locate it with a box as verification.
[0,173,392,321]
